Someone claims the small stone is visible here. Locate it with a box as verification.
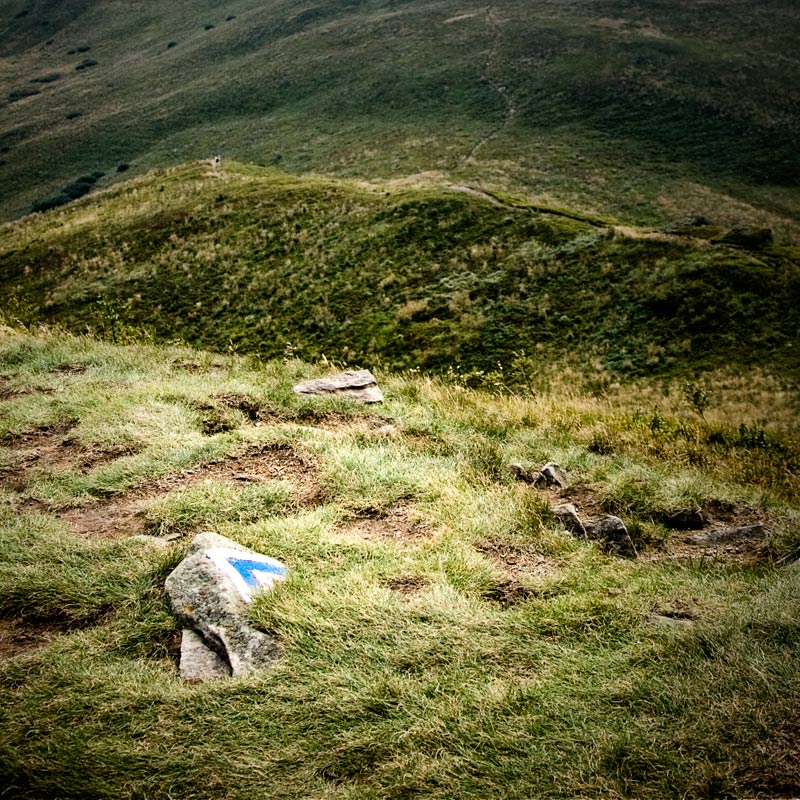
[293,369,383,404]
[179,629,230,681]
[585,515,637,558]
[509,462,536,484]
[534,462,566,489]
[553,504,586,538]
[165,532,288,677]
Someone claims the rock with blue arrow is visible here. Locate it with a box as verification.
[165,531,288,680]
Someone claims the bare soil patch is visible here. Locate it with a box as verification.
[0,617,63,661]
[0,423,138,492]
[383,575,429,596]
[559,486,769,564]
[60,443,322,539]
[482,578,537,606]
[340,500,430,543]
[476,540,561,581]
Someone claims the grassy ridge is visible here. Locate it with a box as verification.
[1,162,798,379]
[0,328,798,798]
[0,0,798,230]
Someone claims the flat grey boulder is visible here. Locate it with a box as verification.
[293,369,383,404]
[165,532,287,678]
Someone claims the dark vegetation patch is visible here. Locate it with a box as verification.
[30,73,60,84]
[341,500,429,543]
[30,171,104,214]
[75,58,97,71]
[8,87,40,102]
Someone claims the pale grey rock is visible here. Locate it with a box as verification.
[165,532,287,677]
[585,515,637,558]
[179,628,230,681]
[293,369,383,404]
[553,504,587,538]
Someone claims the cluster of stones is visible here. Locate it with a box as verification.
[510,461,637,557]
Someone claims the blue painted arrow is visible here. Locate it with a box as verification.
[226,557,287,588]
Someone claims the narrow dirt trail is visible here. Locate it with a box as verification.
[464,6,517,164]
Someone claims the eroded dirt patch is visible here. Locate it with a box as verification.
[482,578,537,607]
[383,575,430,596]
[0,617,63,661]
[60,443,322,539]
[0,423,138,492]
[558,486,770,564]
[655,524,771,565]
[340,501,430,543]
[476,540,561,581]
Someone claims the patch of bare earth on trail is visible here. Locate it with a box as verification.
[0,423,138,493]
[60,443,322,539]
[558,486,771,565]
[383,575,430,597]
[0,617,64,661]
[340,501,430,543]
[476,540,561,581]
[476,541,564,605]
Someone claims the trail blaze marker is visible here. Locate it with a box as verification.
[204,547,288,603]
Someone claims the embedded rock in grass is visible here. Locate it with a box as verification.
[509,462,537,484]
[661,215,713,234]
[534,462,566,489]
[585,515,637,558]
[685,524,768,546]
[553,504,586,538]
[179,628,230,681]
[165,532,287,677]
[293,369,383,404]
[713,225,774,249]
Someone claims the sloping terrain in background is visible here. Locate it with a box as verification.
[0,0,798,233]
[1,162,798,379]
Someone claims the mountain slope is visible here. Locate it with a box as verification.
[1,162,798,378]
[1,0,798,232]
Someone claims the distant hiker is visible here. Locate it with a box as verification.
[212,154,221,168]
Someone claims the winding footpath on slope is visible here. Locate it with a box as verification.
[464,6,518,164]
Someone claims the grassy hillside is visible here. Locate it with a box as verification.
[1,162,798,380]
[0,0,798,233]
[0,327,798,799]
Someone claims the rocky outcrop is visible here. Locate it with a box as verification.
[293,369,384,404]
[165,532,287,679]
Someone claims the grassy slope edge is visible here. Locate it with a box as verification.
[1,162,799,381]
